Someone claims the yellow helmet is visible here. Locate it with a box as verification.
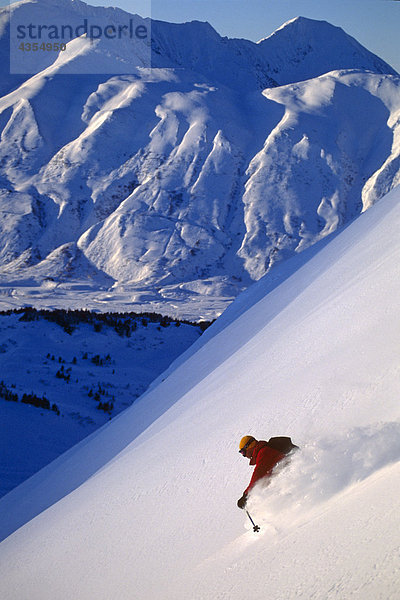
[239,435,256,454]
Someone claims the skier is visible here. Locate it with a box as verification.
[237,435,298,509]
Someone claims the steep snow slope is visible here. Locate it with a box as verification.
[0,185,399,599]
[239,69,400,278]
[0,0,399,318]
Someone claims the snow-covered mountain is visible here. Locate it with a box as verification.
[0,180,399,599]
[0,0,399,319]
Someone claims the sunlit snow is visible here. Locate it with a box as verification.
[0,183,399,600]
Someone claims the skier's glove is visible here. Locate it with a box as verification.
[237,493,247,509]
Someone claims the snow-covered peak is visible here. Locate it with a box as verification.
[151,13,398,87]
[257,15,398,85]
[257,15,320,42]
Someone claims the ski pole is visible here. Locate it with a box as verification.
[246,509,260,532]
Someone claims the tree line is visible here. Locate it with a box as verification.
[0,307,213,336]
[0,380,60,414]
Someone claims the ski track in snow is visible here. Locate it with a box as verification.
[197,421,400,577]
[192,463,400,600]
